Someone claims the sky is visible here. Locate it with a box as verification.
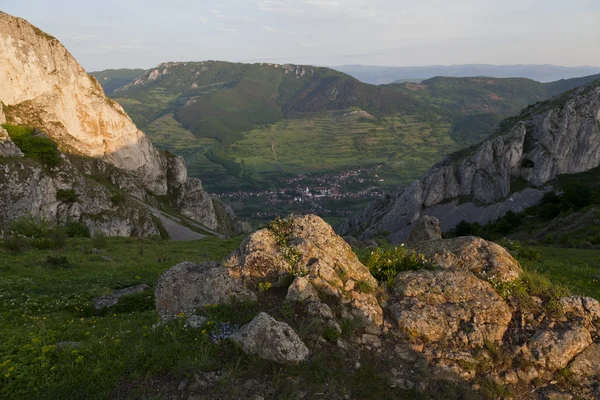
[1,0,599,72]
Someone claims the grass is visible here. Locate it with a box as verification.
[0,233,453,400]
[0,235,242,399]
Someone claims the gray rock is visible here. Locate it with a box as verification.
[405,215,441,246]
[527,325,592,371]
[93,284,150,310]
[230,312,309,364]
[286,277,319,303]
[57,341,81,349]
[155,262,256,319]
[185,315,208,329]
[341,82,600,243]
[568,343,600,384]
[0,126,24,157]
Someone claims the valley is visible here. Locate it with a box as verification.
[94,65,600,225]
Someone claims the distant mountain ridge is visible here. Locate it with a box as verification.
[334,64,600,85]
[91,62,600,193]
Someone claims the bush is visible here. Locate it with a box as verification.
[110,192,126,206]
[562,183,593,210]
[2,124,62,168]
[1,233,31,253]
[8,214,66,250]
[495,239,542,262]
[42,255,73,269]
[366,245,435,287]
[65,221,91,238]
[56,189,78,204]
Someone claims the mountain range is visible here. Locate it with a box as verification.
[334,64,600,85]
[91,65,600,194]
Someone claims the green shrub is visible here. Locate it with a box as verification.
[110,192,126,206]
[262,215,301,267]
[65,221,91,238]
[1,233,31,253]
[92,232,108,249]
[366,245,435,287]
[8,214,66,249]
[56,189,78,204]
[322,325,341,342]
[42,255,73,269]
[496,239,542,262]
[2,124,62,167]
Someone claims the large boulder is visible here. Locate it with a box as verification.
[568,343,600,384]
[390,270,512,347]
[230,312,309,364]
[155,262,256,319]
[405,215,441,246]
[527,325,593,371]
[414,236,522,282]
[224,215,383,328]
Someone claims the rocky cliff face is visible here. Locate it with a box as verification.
[0,12,246,236]
[341,81,600,242]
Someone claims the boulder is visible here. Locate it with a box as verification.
[155,262,256,319]
[405,216,441,246]
[414,236,522,282]
[224,215,383,328]
[390,270,512,347]
[230,312,309,364]
[558,296,600,328]
[568,343,600,384]
[93,284,150,310]
[527,325,592,371]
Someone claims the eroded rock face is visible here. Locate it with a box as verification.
[224,215,383,328]
[341,81,600,243]
[404,215,441,246]
[0,126,23,157]
[230,312,309,364]
[0,12,246,236]
[414,236,522,282]
[155,262,257,319]
[0,157,160,236]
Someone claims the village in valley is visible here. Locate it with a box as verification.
[214,164,390,222]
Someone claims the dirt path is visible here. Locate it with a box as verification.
[147,205,206,241]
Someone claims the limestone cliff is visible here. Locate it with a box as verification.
[340,80,600,243]
[0,12,247,237]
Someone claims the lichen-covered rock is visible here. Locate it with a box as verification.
[155,262,257,319]
[568,343,600,384]
[527,325,593,371]
[230,312,309,364]
[224,215,383,328]
[405,215,441,246]
[93,284,150,310]
[558,296,600,328]
[390,270,512,347]
[414,236,522,282]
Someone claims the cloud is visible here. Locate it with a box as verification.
[305,0,340,9]
[198,16,208,24]
[262,25,279,33]
[258,0,307,14]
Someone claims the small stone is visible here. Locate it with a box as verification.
[57,341,81,349]
[185,315,208,329]
[93,284,150,310]
[361,334,381,348]
[286,276,319,303]
[178,380,188,391]
[503,370,519,385]
[230,312,309,364]
[101,255,114,262]
[305,302,334,319]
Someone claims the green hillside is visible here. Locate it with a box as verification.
[89,69,147,95]
[98,61,599,194]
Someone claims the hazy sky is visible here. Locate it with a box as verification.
[2,0,599,71]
